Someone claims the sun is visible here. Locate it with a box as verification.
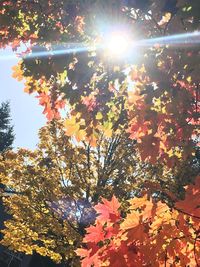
[106,31,130,56]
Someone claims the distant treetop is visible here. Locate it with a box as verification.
[0,101,14,152]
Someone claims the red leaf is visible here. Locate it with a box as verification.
[83,222,105,243]
[175,176,200,217]
[94,195,121,223]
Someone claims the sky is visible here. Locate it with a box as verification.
[0,48,46,150]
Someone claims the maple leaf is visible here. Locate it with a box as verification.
[64,117,80,136]
[83,222,105,243]
[129,195,155,221]
[36,93,55,120]
[175,176,200,217]
[150,202,173,229]
[12,63,24,82]
[94,195,121,223]
[104,224,121,240]
[120,212,140,230]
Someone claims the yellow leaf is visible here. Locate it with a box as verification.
[75,129,86,142]
[186,76,192,83]
[96,112,103,120]
[64,118,80,136]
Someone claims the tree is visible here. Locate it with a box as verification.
[0,121,147,265]
[0,121,198,265]
[0,0,200,266]
[0,101,14,152]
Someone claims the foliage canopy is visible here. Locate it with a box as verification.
[0,0,199,266]
[0,0,199,165]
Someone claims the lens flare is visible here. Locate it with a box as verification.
[137,31,200,47]
[0,31,200,61]
[0,43,90,61]
[24,43,88,59]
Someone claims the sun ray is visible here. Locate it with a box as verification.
[0,31,200,61]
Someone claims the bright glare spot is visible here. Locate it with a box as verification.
[105,31,131,58]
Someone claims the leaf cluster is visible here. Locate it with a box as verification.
[78,176,200,266]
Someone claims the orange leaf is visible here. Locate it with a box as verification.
[121,212,140,230]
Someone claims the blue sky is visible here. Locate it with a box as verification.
[0,48,46,150]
